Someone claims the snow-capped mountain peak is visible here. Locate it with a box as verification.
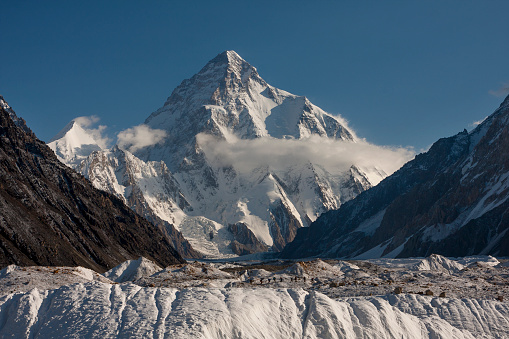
[142,50,356,171]
[49,51,408,258]
[147,50,262,125]
[48,119,103,167]
[205,50,257,80]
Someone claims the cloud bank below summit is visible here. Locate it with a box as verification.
[70,116,415,179]
[70,116,168,153]
[197,133,415,183]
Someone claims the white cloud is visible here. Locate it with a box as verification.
[471,116,488,128]
[73,115,110,149]
[74,115,100,128]
[489,82,509,97]
[196,133,414,180]
[117,124,167,152]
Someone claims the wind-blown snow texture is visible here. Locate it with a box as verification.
[0,283,507,338]
[283,94,509,259]
[53,51,410,258]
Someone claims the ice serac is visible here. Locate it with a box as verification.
[282,94,509,259]
[124,50,385,256]
[0,96,185,271]
[103,257,162,283]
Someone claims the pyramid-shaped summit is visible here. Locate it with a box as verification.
[196,50,257,79]
[47,119,103,167]
[147,50,266,126]
[206,50,249,68]
[142,50,356,170]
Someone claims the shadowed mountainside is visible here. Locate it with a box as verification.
[0,95,185,271]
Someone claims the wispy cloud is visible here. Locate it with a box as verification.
[470,116,488,128]
[489,82,509,97]
[117,124,167,153]
[73,115,110,148]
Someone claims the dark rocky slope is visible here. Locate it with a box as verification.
[0,96,185,271]
[282,95,509,259]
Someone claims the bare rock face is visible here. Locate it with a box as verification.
[227,223,269,255]
[269,198,301,252]
[141,214,203,259]
[282,95,509,259]
[0,96,185,271]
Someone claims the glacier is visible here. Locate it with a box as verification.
[1,254,508,338]
[0,283,507,338]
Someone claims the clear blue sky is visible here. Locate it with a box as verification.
[1,1,508,151]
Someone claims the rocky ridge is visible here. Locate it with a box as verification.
[78,146,201,258]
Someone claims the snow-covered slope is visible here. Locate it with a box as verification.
[411,254,465,273]
[79,146,189,227]
[78,146,200,258]
[48,120,103,167]
[0,283,508,338]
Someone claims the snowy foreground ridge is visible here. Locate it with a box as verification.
[0,255,508,338]
[1,282,508,338]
